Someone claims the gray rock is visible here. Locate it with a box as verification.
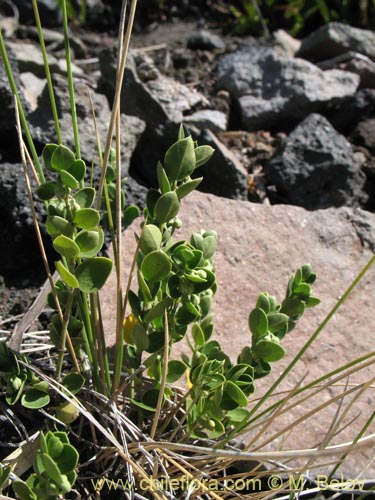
[297,22,375,62]
[102,189,375,477]
[5,41,83,78]
[266,113,367,209]
[327,88,375,134]
[317,52,375,89]
[185,109,228,133]
[0,162,51,285]
[198,130,248,200]
[99,50,208,125]
[187,30,225,51]
[216,45,359,131]
[352,118,375,153]
[272,29,301,57]
[26,74,145,173]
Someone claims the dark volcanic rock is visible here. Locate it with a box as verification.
[297,22,375,63]
[187,30,225,51]
[216,45,359,131]
[327,88,375,134]
[99,50,207,125]
[0,163,52,287]
[198,130,248,200]
[266,113,367,209]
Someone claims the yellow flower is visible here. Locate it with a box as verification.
[123,313,138,344]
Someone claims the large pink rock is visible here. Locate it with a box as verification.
[101,191,375,477]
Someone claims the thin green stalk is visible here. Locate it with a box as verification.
[93,293,111,393]
[31,0,62,144]
[77,291,101,389]
[150,313,170,439]
[56,289,76,381]
[0,32,44,182]
[224,253,375,443]
[61,0,80,159]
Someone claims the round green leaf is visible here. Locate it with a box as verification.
[21,388,50,409]
[224,380,248,407]
[47,435,64,459]
[12,480,37,500]
[249,307,268,338]
[73,208,100,229]
[75,229,102,257]
[195,145,215,168]
[253,339,285,362]
[42,143,58,172]
[164,136,196,181]
[36,181,58,201]
[73,187,95,208]
[132,322,149,351]
[57,444,79,474]
[53,235,80,260]
[176,177,203,199]
[62,372,85,395]
[156,161,171,193]
[141,250,172,283]
[124,205,140,227]
[167,360,187,383]
[75,257,113,292]
[46,216,72,237]
[55,260,79,289]
[68,159,86,182]
[51,145,76,172]
[140,224,162,254]
[154,191,180,224]
[60,170,79,190]
[40,453,63,484]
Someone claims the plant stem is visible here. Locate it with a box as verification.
[61,0,81,159]
[0,32,44,181]
[31,0,62,144]
[150,313,169,439]
[56,289,76,381]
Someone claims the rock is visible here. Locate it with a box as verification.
[327,88,375,134]
[0,0,19,38]
[5,41,83,78]
[0,163,52,287]
[99,50,208,125]
[101,189,375,476]
[26,73,145,173]
[19,72,46,112]
[11,0,61,27]
[0,49,29,161]
[272,29,301,57]
[185,109,228,133]
[297,22,375,63]
[317,52,375,89]
[198,130,248,200]
[215,45,359,131]
[266,114,367,209]
[352,118,375,153]
[187,29,225,51]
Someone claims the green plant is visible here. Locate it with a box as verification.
[220,0,375,36]
[12,431,78,500]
